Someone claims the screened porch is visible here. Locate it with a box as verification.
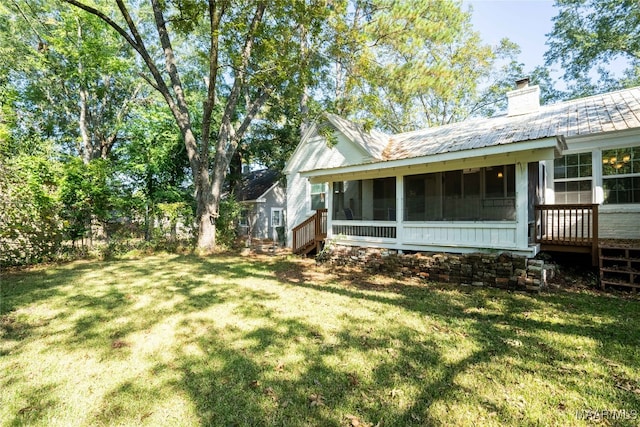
[328,163,526,252]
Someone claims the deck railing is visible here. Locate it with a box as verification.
[332,224,397,239]
[292,209,327,255]
[535,203,599,264]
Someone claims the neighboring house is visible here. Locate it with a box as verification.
[284,80,640,261]
[235,169,286,243]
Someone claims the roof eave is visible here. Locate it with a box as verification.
[301,137,562,180]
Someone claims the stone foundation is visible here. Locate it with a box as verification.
[317,245,554,292]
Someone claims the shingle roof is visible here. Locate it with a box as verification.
[236,169,280,202]
[378,86,640,161]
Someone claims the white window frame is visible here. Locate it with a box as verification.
[553,152,593,204]
[270,207,283,228]
[309,182,326,211]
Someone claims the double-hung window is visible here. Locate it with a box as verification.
[271,208,283,227]
[602,146,640,204]
[554,153,592,203]
[310,183,326,210]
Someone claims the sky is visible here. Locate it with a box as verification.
[463,0,557,74]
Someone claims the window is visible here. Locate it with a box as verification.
[485,165,515,198]
[373,177,396,220]
[603,146,640,204]
[310,183,326,210]
[271,208,283,227]
[333,180,361,220]
[554,153,592,203]
[404,164,516,221]
[331,178,396,221]
[239,208,249,226]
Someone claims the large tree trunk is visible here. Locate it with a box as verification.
[196,206,216,249]
[64,0,269,252]
[195,173,217,251]
[228,149,243,195]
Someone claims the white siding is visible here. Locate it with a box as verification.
[286,131,373,247]
[599,211,640,239]
[403,222,518,249]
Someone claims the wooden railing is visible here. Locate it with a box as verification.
[535,203,599,265]
[292,209,327,255]
[332,225,397,239]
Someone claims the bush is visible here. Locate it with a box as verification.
[216,197,242,249]
[0,156,63,266]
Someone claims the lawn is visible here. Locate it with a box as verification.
[1,253,639,426]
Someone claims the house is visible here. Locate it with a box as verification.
[284,81,640,262]
[235,169,286,243]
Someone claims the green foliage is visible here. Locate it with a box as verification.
[155,202,195,241]
[59,157,113,242]
[215,196,242,249]
[324,0,507,131]
[114,100,193,240]
[0,155,63,266]
[3,0,143,161]
[546,0,640,88]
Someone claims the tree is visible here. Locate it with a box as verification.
[4,1,143,163]
[545,0,640,87]
[62,0,330,250]
[243,1,522,171]
[322,0,510,132]
[58,157,113,245]
[115,99,192,240]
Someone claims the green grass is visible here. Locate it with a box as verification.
[1,253,639,426]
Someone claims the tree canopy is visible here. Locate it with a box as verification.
[545,0,640,89]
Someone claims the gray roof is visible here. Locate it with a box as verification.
[344,86,640,162]
[236,169,280,202]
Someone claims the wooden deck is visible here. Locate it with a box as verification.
[535,204,599,265]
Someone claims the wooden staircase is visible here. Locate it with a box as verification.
[292,209,327,256]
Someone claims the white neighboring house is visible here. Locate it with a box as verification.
[284,81,640,260]
[236,169,286,244]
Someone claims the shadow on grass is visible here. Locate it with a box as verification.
[2,253,639,426]
[6,383,58,427]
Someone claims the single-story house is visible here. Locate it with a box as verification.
[235,169,286,243]
[284,81,640,261]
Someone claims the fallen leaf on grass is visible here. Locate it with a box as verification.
[111,339,129,349]
[345,414,372,427]
[275,362,285,372]
[264,386,278,402]
[279,399,292,408]
[309,393,324,407]
[347,372,359,387]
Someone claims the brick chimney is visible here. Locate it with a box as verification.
[506,78,540,116]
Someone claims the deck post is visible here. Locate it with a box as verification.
[591,203,599,266]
